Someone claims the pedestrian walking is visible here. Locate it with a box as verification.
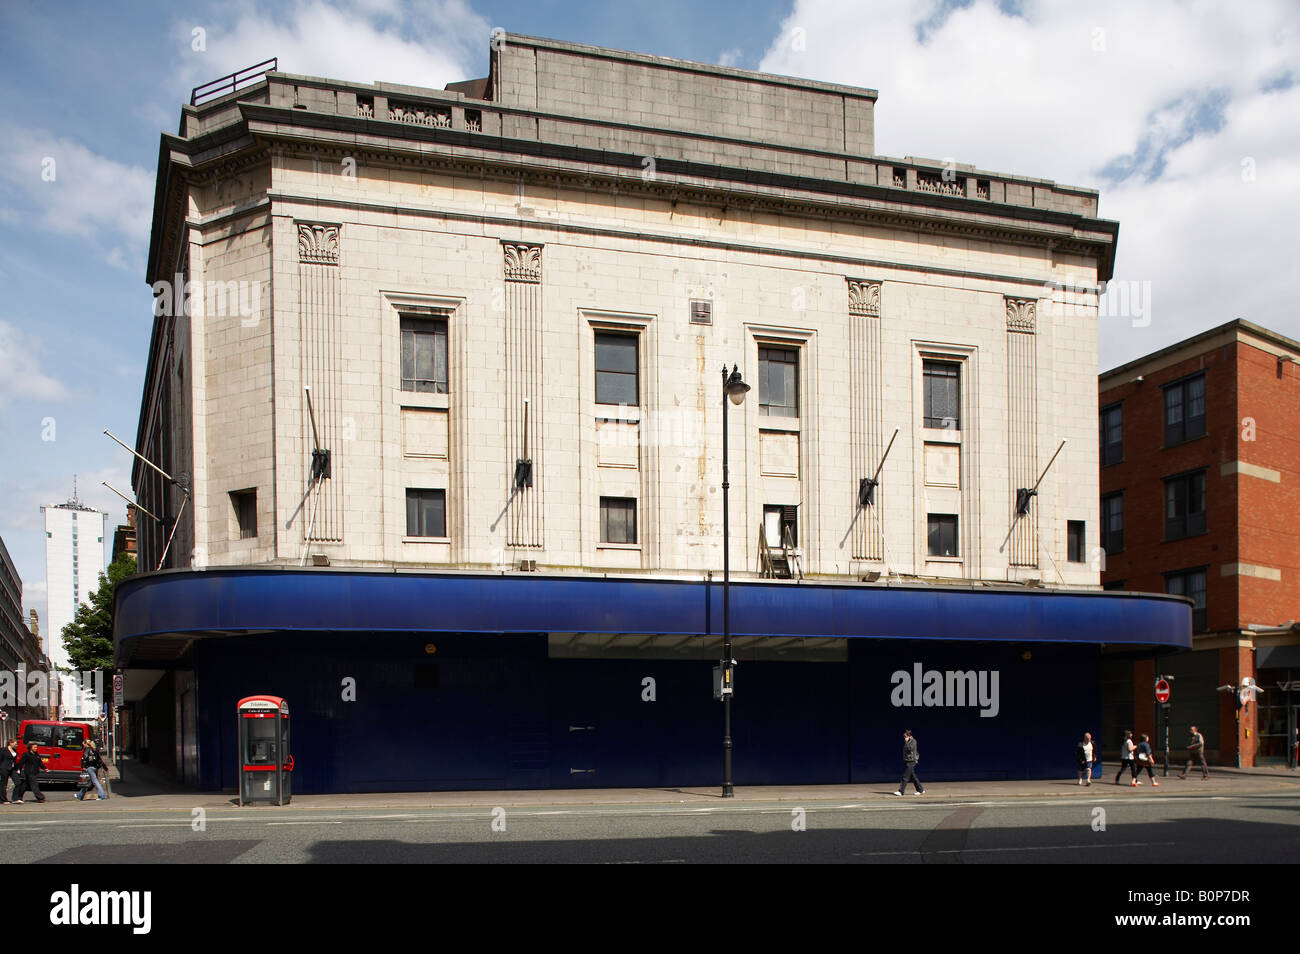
[1178,726,1209,780]
[1075,733,1094,785]
[0,738,17,804]
[10,742,47,803]
[893,729,924,795]
[1131,733,1160,787]
[75,740,108,801]
[1115,730,1137,784]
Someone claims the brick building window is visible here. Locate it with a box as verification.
[1164,470,1207,540]
[1100,403,1122,466]
[923,360,960,429]
[1067,521,1085,563]
[1100,492,1124,554]
[595,333,638,406]
[600,497,637,544]
[406,489,446,537]
[759,347,798,417]
[1163,373,1206,446]
[1165,567,1207,633]
[400,315,448,393]
[927,513,958,557]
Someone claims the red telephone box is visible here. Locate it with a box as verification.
[237,695,293,806]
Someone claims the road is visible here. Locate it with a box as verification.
[2,787,1297,863]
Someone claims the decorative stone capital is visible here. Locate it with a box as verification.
[847,279,881,317]
[298,223,340,265]
[503,243,542,283]
[1005,297,1036,333]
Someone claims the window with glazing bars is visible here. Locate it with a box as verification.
[923,360,960,429]
[400,315,448,393]
[595,333,638,406]
[1164,374,1206,446]
[758,347,798,417]
[1164,470,1207,540]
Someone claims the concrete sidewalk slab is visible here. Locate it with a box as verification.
[5,764,1295,814]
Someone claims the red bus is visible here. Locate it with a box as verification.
[17,720,96,785]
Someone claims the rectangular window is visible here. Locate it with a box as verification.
[406,489,446,537]
[1164,373,1206,446]
[923,360,961,429]
[1067,521,1085,563]
[595,333,638,406]
[231,489,257,540]
[758,347,798,417]
[1102,579,1126,591]
[1100,492,1124,554]
[763,505,798,547]
[600,497,637,544]
[1100,403,1123,466]
[1164,470,1207,540]
[1165,568,1208,633]
[400,315,448,393]
[927,513,959,557]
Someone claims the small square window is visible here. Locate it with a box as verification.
[1067,521,1085,563]
[595,333,638,406]
[600,497,637,544]
[230,489,257,540]
[406,489,447,537]
[400,315,448,393]
[927,513,959,557]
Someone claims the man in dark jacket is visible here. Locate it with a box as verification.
[0,739,16,804]
[11,742,47,803]
[1179,726,1209,780]
[894,729,924,796]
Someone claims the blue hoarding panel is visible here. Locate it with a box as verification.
[116,569,1192,658]
[190,631,1105,793]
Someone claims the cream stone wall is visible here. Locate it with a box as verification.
[181,151,1102,586]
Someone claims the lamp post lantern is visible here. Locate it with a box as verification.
[721,363,750,797]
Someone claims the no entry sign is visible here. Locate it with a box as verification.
[1155,678,1171,703]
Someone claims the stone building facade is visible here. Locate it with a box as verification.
[118,35,1188,792]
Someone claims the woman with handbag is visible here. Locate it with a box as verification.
[75,739,108,801]
[1132,733,1160,787]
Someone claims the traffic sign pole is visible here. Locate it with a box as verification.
[1155,677,1174,776]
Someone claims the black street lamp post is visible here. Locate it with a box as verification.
[721,363,750,797]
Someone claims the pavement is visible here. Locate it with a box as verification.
[8,756,1294,814]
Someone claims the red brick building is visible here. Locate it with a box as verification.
[1099,319,1300,767]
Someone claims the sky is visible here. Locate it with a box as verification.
[0,0,1297,629]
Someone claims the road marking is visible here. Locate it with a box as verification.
[117,824,194,829]
[851,841,1179,858]
[266,821,344,826]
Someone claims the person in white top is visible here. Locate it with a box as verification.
[1077,733,1094,786]
[1115,729,1137,785]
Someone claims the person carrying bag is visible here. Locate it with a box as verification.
[75,739,109,801]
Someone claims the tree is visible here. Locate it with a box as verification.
[61,553,136,672]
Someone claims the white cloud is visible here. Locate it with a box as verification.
[0,318,73,407]
[170,0,491,96]
[718,48,742,68]
[759,0,1300,368]
[0,126,154,267]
